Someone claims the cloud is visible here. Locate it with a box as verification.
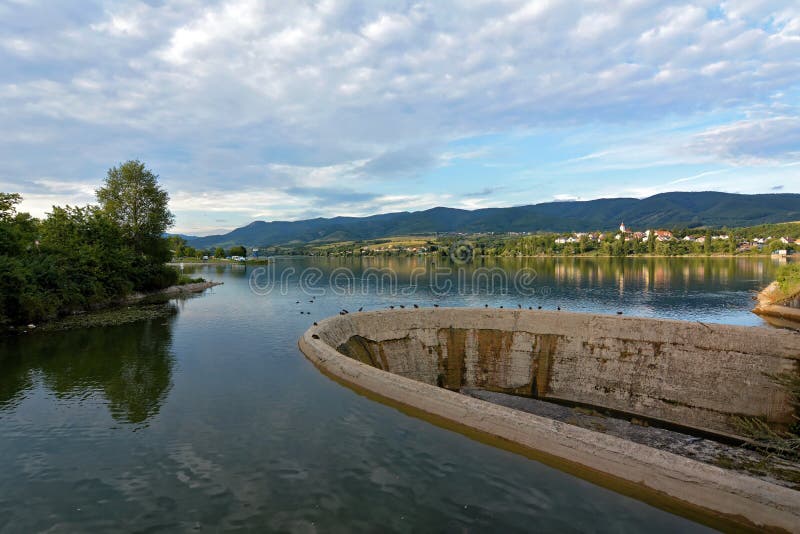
[685,116,800,164]
[1,0,799,232]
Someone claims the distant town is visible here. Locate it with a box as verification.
[170,220,800,260]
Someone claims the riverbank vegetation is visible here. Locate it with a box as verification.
[775,263,800,299]
[0,161,185,330]
[281,222,800,259]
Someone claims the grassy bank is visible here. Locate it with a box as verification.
[775,263,800,301]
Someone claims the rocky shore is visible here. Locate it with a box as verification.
[753,281,800,324]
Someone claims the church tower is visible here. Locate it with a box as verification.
[619,221,626,233]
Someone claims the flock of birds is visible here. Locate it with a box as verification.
[297,296,625,322]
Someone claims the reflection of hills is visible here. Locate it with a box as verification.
[0,317,175,425]
[286,256,771,294]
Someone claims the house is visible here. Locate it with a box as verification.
[780,237,795,244]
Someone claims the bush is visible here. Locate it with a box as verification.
[776,263,800,295]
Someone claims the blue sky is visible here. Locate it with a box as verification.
[1,0,799,235]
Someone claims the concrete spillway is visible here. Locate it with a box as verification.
[299,308,800,532]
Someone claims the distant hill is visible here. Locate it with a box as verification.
[186,191,800,249]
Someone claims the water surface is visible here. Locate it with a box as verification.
[0,257,783,532]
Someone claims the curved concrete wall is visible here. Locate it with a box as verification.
[299,308,800,532]
[326,308,799,436]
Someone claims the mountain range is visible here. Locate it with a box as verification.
[186,191,800,249]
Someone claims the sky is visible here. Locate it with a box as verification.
[1,0,799,236]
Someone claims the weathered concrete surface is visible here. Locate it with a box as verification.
[329,309,799,437]
[299,308,800,532]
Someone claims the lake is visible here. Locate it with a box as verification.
[0,256,784,532]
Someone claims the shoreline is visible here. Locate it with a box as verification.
[8,281,223,334]
[753,281,800,323]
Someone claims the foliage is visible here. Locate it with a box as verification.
[228,245,246,257]
[96,160,174,256]
[775,263,800,297]
[1,162,180,329]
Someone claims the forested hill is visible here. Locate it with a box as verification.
[187,191,800,248]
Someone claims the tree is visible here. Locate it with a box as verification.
[214,247,225,258]
[229,245,246,257]
[96,160,174,255]
[167,235,187,257]
[0,192,22,221]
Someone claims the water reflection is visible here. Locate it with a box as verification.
[0,315,175,425]
[242,255,775,300]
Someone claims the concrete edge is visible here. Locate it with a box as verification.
[299,311,800,533]
[754,303,800,323]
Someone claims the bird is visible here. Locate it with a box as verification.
[296,300,300,304]
[484,304,488,308]
[538,306,542,309]
[309,300,314,303]
[557,306,561,311]
[399,305,405,309]
[528,306,532,310]
[313,322,318,326]
[517,304,522,309]
[433,304,439,308]
[389,305,395,309]
[617,311,623,315]
[358,307,363,312]
[413,304,419,308]
[499,306,504,309]
[342,309,349,314]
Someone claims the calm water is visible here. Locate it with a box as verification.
[0,257,784,532]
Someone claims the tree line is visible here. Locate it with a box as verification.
[166,237,247,260]
[0,161,178,329]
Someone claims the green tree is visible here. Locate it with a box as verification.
[229,245,246,257]
[96,160,174,255]
[214,247,225,258]
[0,192,22,221]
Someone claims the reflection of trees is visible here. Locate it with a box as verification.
[0,316,175,425]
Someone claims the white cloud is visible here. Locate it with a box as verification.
[1,0,799,232]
